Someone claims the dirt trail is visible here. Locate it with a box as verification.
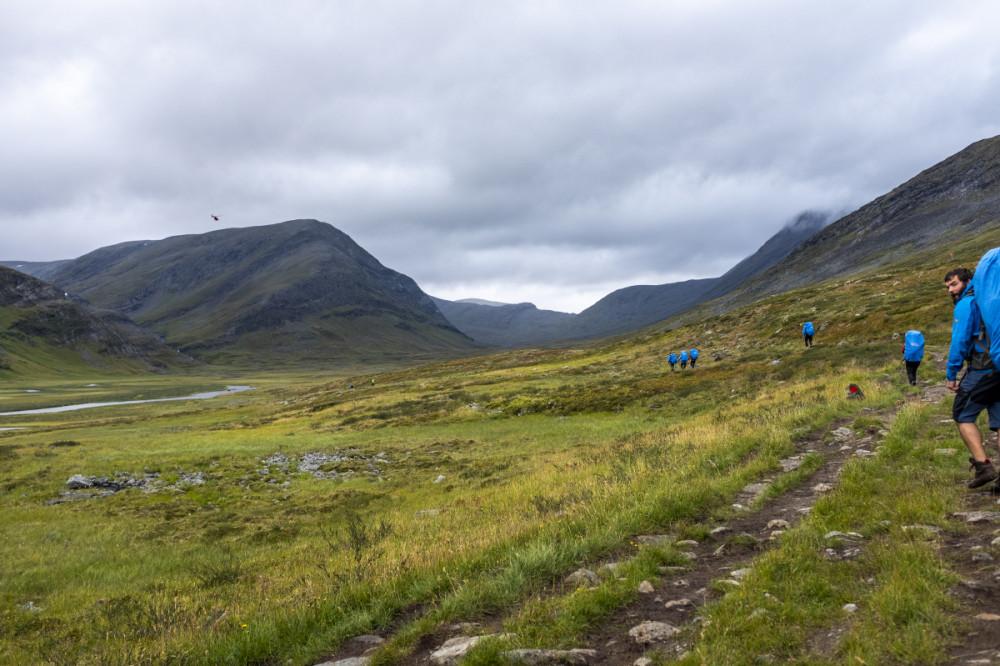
[317,369,1000,665]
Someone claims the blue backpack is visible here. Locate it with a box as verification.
[803,322,815,336]
[975,247,1000,363]
[903,330,924,361]
[690,349,699,359]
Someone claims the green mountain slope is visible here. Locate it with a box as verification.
[40,219,477,367]
[0,266,193,377]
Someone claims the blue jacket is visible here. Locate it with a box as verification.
[947,283,989,381]
[679,351,688,362]
[668,353,677,364]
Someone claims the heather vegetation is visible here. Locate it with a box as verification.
[1,232,998,664]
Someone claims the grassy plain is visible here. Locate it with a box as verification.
[1,233,998,664]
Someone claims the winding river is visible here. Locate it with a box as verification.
[0,386,253,417]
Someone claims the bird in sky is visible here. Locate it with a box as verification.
[211,214,219,221]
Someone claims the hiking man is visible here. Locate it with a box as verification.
[902,330,924,386]
[690,348,699,368]
[802,321,815,347]
[667,352,677,371]
[945,267,999,488]
[679,350,688,369]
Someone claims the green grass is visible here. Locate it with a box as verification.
[1,231,998,664]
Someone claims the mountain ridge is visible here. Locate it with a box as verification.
[6,220,477,366]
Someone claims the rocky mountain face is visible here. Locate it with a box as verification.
[688,135,1000,320]
[0,266,190,372]
[434,213,829,347]
[10,220,475,365]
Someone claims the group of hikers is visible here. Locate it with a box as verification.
[666,249,1000,493]
[667,348,698,371]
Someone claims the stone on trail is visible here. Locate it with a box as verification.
[322,658,370,666]
[766,519,790,530]
[951,511,1000,524]
[430,634,512,665]
[832,427,854,442]
[638,580,655,594]
[628,620,680,644]
[664,598,692,610]
[502,649,597,664]
[779,456,804,472]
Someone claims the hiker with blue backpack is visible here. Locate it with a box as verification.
[689,348,699,368]
[902,330,924,385]
[679,350,689,369]
[944,266,1000,490]
[802,321,815,347]
[667,352,678,371]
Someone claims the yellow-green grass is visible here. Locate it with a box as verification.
[1,233,994,664]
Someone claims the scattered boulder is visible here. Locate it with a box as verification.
[66,474,93,489]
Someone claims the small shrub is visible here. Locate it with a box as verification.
[189,549,245,587]
[318,511,396,584]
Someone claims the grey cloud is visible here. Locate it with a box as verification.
[3,1,1000,312]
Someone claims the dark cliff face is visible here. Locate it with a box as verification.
[34,220,474,363]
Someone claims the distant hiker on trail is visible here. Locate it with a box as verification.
[902,330,924,386]
[667,352,678,371]
[689,348,699,368]
[944,267,999,489]
[802,321,815,347]
[679,350,689,369]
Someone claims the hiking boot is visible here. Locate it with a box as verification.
[968,458,998,489]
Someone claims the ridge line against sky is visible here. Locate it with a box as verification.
[2,1,999,313]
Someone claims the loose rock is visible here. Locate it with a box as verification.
[628,621,680,644]
[566,568,601,588]
[502,649,597,664]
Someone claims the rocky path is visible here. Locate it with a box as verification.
[316,375,1000,665]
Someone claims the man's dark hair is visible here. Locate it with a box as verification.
[945,268,973,284]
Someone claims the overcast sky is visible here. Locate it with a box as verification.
[3,1,999,313]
